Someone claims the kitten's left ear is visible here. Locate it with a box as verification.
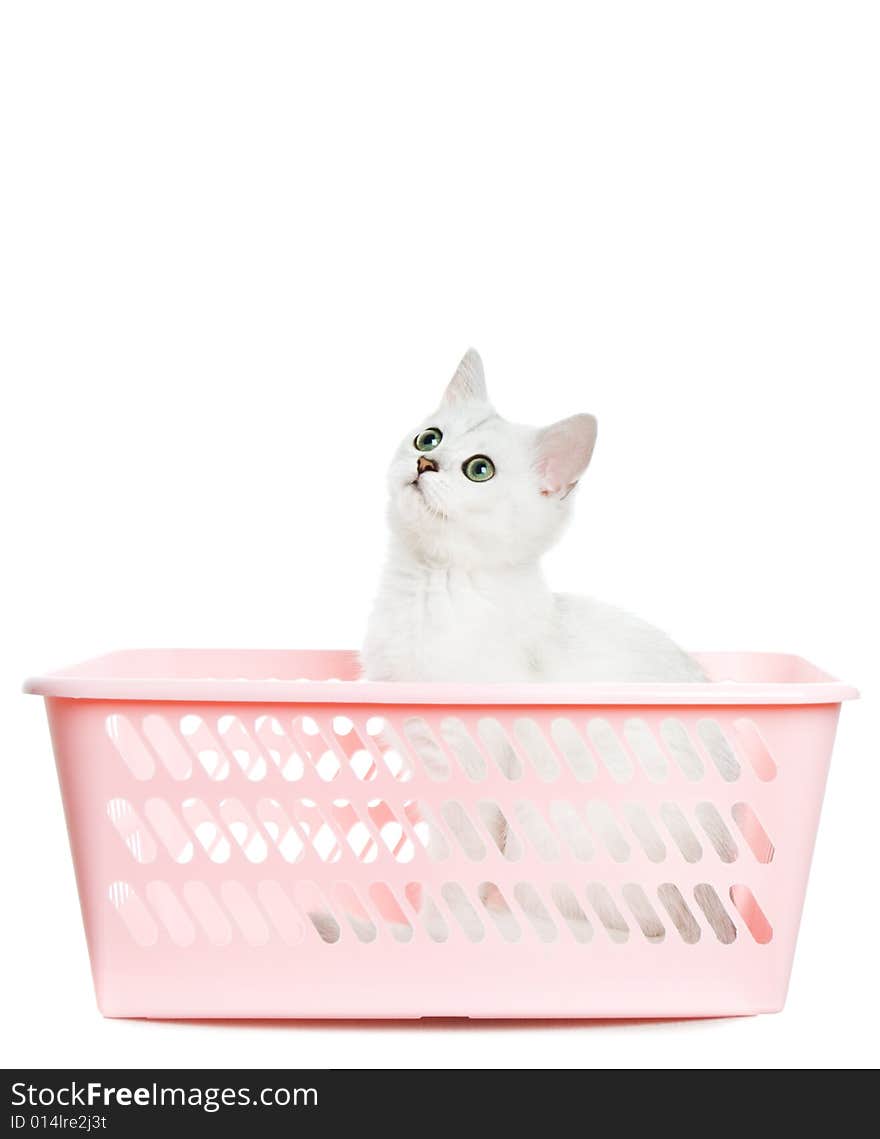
[535,414,598,497]
[442,348,488,406]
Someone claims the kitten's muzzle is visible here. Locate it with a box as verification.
[417,456,439,476]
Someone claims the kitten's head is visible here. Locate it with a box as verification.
[387,349,597,567]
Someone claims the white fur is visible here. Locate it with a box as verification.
[362,348,705,685]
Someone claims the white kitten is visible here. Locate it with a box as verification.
[323,351,708,945]
[362,348,705,686]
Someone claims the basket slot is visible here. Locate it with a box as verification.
[621,883,665,943]
[255,798,305,863]
[358,716,415,782]
[439,717,487,780]
[477,882,521,942]
[367,800,418,863]
[477,800,522,861]
[402,717,451,781]
[476,718,524,780]
[256,880,305,945]
[731,803,775,863]
[513,719,560,782]
[107,881,158,947]
[550,717,597,781]
[294,881,341,944]
[321,714,390,785]
[290,799,343,863]
[106,798,157,864]
[143,798,195,863]
[731,720,778,782]
[440,801,486,861]
[659,803,703,863]
[587,718,633,782]
[342,740,380,783]
[585,801,631,862]
[440,882,485,942]
[378,719,425,782]
[145,881,196,947]
[585,883,630,943]
[181,798,232,863]
[330,717,381,782]
[332,799,378,863]
[729,885,773,943]
[623,803,667,863]
[216,713,270,781]
[334,883,378,943]
[513,800,560,861]
[549,883,594,943]
[549,800,594,861]
[370,883,413,942]
[216,710,267,783]
[105,714,155,781]
[253,714,306,781]
[657,883,701,944]
[696,719,741,782]
[694,802,739,863]
[179,715,230,781]
[182,881,232,946]
[219,798,269,863]
[405,799,450,862]
[694,884,737,945]
[513,882,558,943]
[623,718,668,782]
[291,715,343,782]
[142,714,193,780]
[405,883,449,943]
[659,718,705,781]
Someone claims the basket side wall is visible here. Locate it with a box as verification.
[44,696,839,1018]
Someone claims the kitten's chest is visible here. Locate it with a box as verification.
[367,570,552,682]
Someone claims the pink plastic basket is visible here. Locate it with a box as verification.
[25,649,856,1019]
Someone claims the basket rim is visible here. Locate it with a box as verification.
[23,648,859,706]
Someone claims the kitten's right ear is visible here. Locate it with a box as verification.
[442,348,488,406]
[535,413,598,498]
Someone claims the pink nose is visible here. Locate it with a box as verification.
[417,456,439,475]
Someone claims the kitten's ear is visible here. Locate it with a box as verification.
[441,348,488,406]
[535,414,598,498]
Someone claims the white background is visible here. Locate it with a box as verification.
[2,1,878,1070]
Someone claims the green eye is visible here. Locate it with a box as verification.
[462,454,495,482]
[414,427,443,452]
